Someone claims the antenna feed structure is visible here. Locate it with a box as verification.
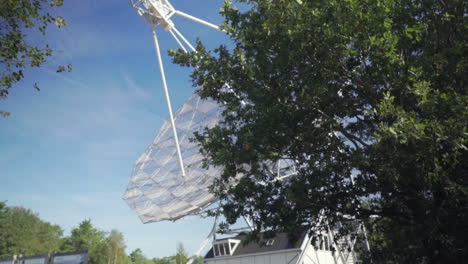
[131,0,176,30]
[125,1,227,240]
[128,0,222,181]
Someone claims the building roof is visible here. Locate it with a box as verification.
[204,231,307,259]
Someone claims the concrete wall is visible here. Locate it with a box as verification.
[302,243,356,264]
[205,240,356,264]
[205,250,300,264]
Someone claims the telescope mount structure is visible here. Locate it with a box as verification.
[123,1,369,263]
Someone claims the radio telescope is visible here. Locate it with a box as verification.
[122,0,368,262]
[123,94,223,222]
[122,0,298,224]
[122,0,226,223]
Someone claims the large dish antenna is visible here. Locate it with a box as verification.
[123,94,223,222]
[123,2,369,263]
[123,0,226,222]
[123,0,299,222]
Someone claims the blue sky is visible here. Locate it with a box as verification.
[0,0,234,259]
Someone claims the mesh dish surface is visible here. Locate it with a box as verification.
[123,92,298,223]
[123,93,223,223]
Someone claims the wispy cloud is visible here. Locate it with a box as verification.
[121,69,152,100]
[41,67,88,89]
[0,0,227,258]
[8,70,163,142]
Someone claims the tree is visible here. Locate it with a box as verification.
[0,203,138,264]
[60,221,135,264]
[0,202,63,258]
[171,0,467,263]
[151,256,174,264]
[129,248,145,264]
[0,0,70,117]
[105,230,127,264]
[60,219,107,264]
[129,248,153,264]
[174,243,188,264]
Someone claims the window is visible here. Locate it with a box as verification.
[219,243,226,255]
[266,239,275,246]
[213,242,228,257]
[213,239,240,257]
[225,243,231,255]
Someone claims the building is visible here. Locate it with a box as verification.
[203,231,356,264]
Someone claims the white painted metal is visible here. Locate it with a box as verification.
[123,94,224,222]
[349,175,371,253]
[204,211,357,264]
[131,0,176,30]
[169,29,187,52]
[125,0,224,223]
[204,240,355,264]
[295,211,326,264]
[126,1,368,263]
[326,220,346,264]
[129,0,220,180]
[130,0,220,32]
[175,10,221,31]
[171,26,196,51]
[152,29,186,177]
[187,211,221,264]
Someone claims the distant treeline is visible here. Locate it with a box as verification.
[0,202,202,264]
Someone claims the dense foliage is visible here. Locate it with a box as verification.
[171,0,468,263]
[0,202,62,258]
[0,0,70,116]
[0,202,200,264]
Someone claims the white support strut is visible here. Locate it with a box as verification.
[295,211,325,264]
[175,10,221,31]
[131,0,223,179]
[151,28,186,177]
[169,29,187,52]
[171,26,196,52]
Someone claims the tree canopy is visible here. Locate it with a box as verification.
[171,0,467,262]
[0,0,70,116]
[0,202,63,258]
[130,248,151,264]
[0,202,196,264]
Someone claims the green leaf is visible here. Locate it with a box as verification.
[55,16,67,27]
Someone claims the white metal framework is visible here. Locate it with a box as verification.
[123,0,226,223]
[123,0,299,223]
[123,94,223,222]
[124,1,368,263]
[130,0,220,179]
[122,91,300,222]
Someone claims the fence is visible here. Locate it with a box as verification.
[0,250,88,264]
